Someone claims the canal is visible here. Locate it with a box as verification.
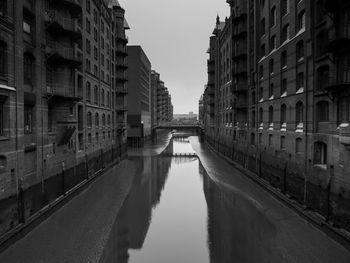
[1,132,350,262]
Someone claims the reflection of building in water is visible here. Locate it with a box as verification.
[99,156,171,263]
[200,163,283,263]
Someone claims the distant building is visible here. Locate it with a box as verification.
[150,70,173,127]
[127,46,152,146]
[199,95,204,125]
[173,112,198,125]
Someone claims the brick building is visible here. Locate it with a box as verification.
[203,0,350,230]
[127,45,152,146]
[0,0,128,236]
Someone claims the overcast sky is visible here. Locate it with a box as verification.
[119,0,229,114]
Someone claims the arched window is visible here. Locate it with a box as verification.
[259,86,264,100]
[296,138,303,154]
[280,104,287,125]
[316,31,327,58]
[269,59,274,75]
[107,91,110,107]
[102,113,106,126]
[296,41,304,60]
[297,10,306,31]
[86,82,91,102]
[269,106,274,125]
[296,101,304,125]
[251,110,256,128]
[316,101,329,122]
[259,108,264,125]
[94,85,98,104]
[314,141,327,165]
[87,112,92,127]
[269,83,274,98]
[297,72,304,91]
[0,41,6,79]
[107,114,111,125]
[95,112,99,126]
[101,89,105,106]
[280,136,286,150]
[270,6,276,27]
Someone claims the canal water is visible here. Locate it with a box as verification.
[99,137,210,263]
[99,135,283,263]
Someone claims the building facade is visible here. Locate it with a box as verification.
[127,45,151,146]
[0,0,128,237]
[150,70,173,127]
[203,0,350,230]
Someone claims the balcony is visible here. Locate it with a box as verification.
[116,105,128,112]
[326,26,350,54]
[116,63,128,70]
[45,10,82,42]
[116,76,128,83]
[326,69,350,92]
[116,36,128,44]
[53,0,82,17]
[116,87,128,95]
[115,50,128,57]
[45,84,81,104]
[46,42,82,68]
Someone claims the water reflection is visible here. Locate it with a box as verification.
[201,162,283,263]
[100,137,283,263]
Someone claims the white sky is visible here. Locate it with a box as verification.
[119,0,229,114]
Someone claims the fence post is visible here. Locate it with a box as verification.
[283,162,287,194]
[259,153,262,178]
[17,179,25,224]
[326,165,334,223]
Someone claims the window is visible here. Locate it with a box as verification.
[94,9,97,23]
[96,132,99,143]
[86,39,91,54]
[86,18,90,34]
[101,89,105,106]
[107,114,111,125]
[296,41,304,60]
[0,100,4,135]
[86,0,90,13]
[296,101,304,124]
[281,50,287,68]
[0,41,6,79]
[95,113,99,126]
[296,138,303,154]
[250,133,256,146]
[269,83,274,98]
[280,136,286,150]
[94,46,98,60]
[280,104,287,125]
[270,7,276,27]
[316,31,327,57]
[260,0,265,8]
[259,65,264,79]
[261,44,266,58]
[94,86,98,104]
[88,133,92,144]
[316,66,329,92]
[270,35,276,51]
[282,24,290,42]
[314,141,327,165]
[259,86,264,100]
[107,91,110,107]
[86,82,91,102]
[261,18,266,36]
[24,105,33,133]
[94,28,98,41]
[87,112,92,127]
[102,114,106,126]
[281,0,289,16]
[281,78,287,95]
[316,101,329,122]
[24,53,34,86]
[86,59,91,72]
[269,59,274,75]
[269,106,274,125]
[268,134,273,146]
[251,110,256,128]
[297,72,304,91]
[0,0,6,16]
[297,11,306,31]
[340,96,350,123]
[23,19,31,34]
